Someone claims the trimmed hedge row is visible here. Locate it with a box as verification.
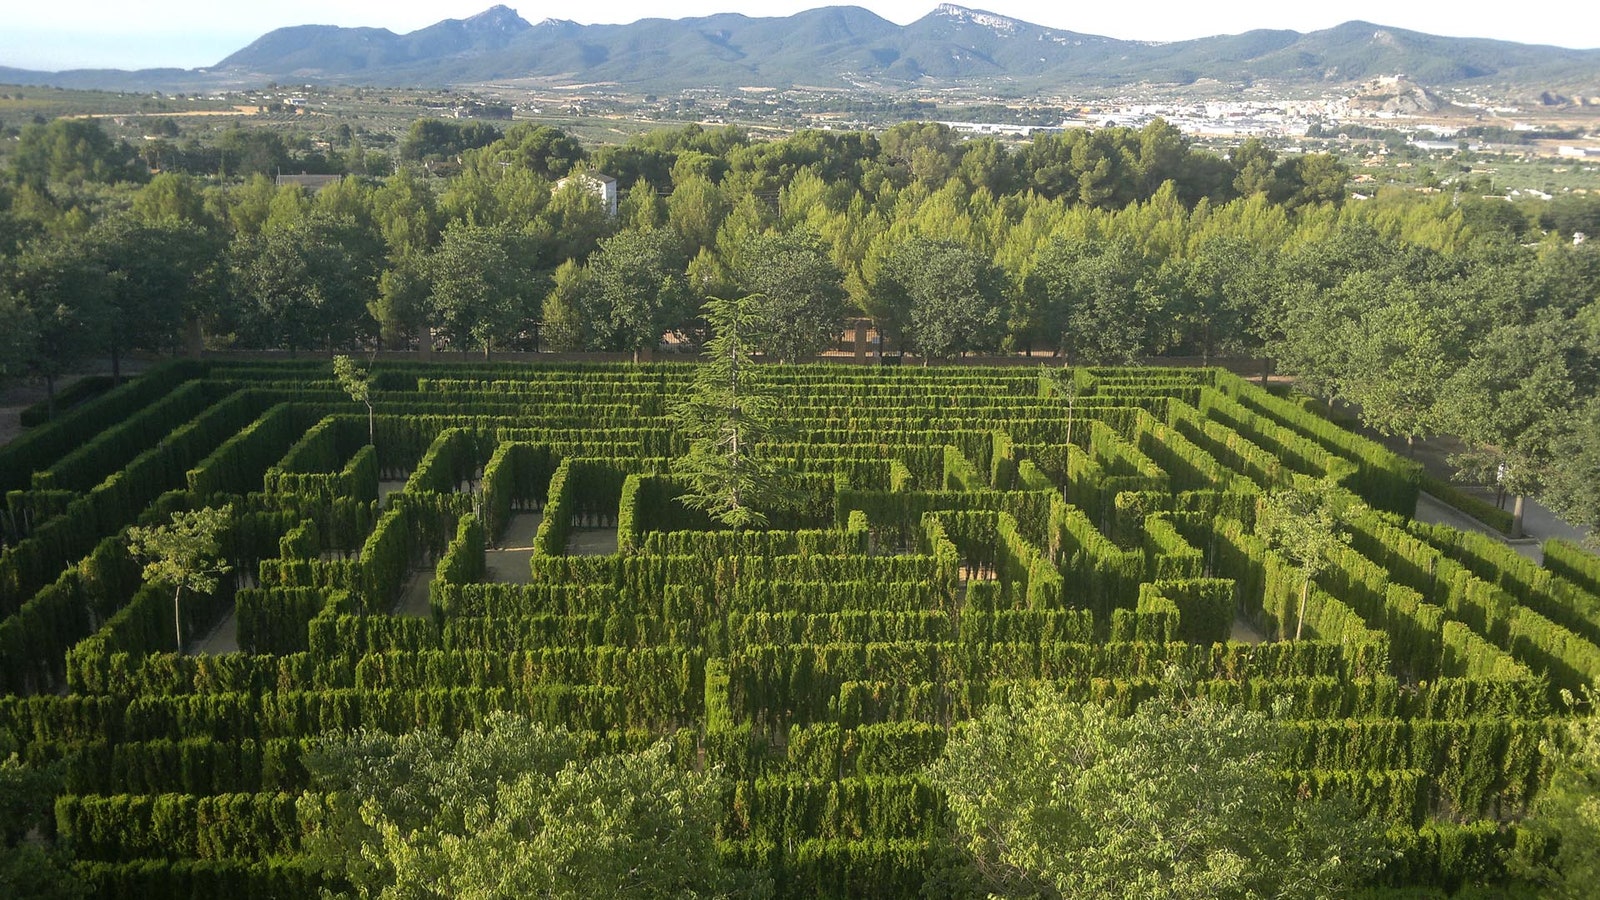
[56,736,307,795]
[0,360,205,494]
[0,362,1568,896]
[57,791,304,861]
[1213,372,1420,515]
[2,687,645,744]
[1545,538,1600,596]
[2,389,270,618]
[75,858,334,899]
[236,588,326,655]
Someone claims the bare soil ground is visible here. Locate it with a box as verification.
[378,479,410,506]
[1,362,154,449]
[0,379,60,448]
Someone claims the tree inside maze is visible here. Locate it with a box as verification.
[332,355,375,448]
[125,505,233,651]
[1256,479,1363,641]
[672,294,793,530]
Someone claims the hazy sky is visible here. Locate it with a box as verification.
[3,0,1597,72]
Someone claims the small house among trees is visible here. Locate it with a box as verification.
[555,171,618,217]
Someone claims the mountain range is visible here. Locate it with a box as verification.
[4,5,1599,96]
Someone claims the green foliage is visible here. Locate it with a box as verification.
[0,358,1589,895]
[425,222,543,356]
[0,728,85,898]
[1025,235,1153,363]
[1513,698,1600,897]
[733,229,849,363]
[398,118,502,163]
[1546,539,1600,596]
[229,213,381,353]
[575,229,690,354]
[1543,398,1600,538]
[1421,475,1515,535]
[125,505,233,598]
[11,118,143,188]
[124,504,233,649]
[333,354,375,446]
[927,680,1391,899]
[301,712,735,898]
[673,295,793,529]
[872,235,1005,358]
[1256,479,1364,640]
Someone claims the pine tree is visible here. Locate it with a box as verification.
[671,294,791,530]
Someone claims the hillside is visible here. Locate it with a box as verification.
[4,5,1599,95]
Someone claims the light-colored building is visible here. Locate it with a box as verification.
[556,172,619,217]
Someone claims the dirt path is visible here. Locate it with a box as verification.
[0,363,154,449]
[379,479,410,507]
[0,379,73,448]
[0,404,27,449]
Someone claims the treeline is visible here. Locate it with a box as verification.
[0,116,1412,367]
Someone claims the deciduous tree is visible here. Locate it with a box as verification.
[334,355,375,447]
[125,505,233,652]
[872,235,1004,360]
[1255,480,1362,640]
[426,222,541,357]
[928,679,1389,899]
[1026,235,1151,363]
[9,232,112,416]
[577,228,690,356]
[733,230,848,363]
[300,713,737,899]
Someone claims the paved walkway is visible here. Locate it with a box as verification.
[566,528,619,556]
[1414,491,1590,563]
[392,567,436,617]
[486,512,542,584]
[187,608,239,655]
[1348,420,1592,562]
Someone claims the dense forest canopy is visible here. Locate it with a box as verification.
[1,114,1598,534]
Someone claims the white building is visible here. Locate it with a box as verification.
[555,172,619,218]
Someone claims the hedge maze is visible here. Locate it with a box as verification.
[3,360,1598,896]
